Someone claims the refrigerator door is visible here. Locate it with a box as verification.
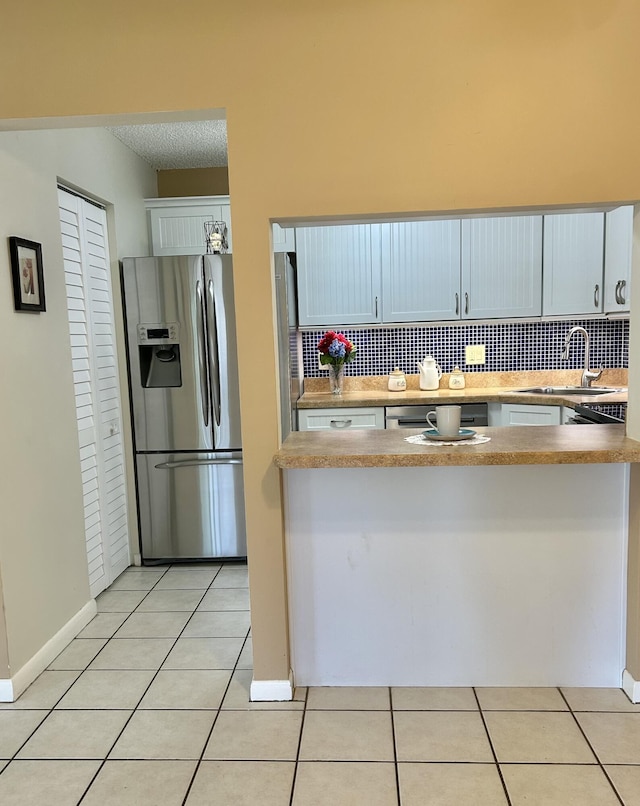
[274,253,302,439]
[204,254,242,450]
[122,256,213,452]
[136,451,247,561]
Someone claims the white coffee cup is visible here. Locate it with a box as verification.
[426,405,461,437]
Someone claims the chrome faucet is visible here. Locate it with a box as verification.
[561,326,603,387]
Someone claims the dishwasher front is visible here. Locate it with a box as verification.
[385,403,489,429]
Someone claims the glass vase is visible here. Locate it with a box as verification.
[328,364,345,395]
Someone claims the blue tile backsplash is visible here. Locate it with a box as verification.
[302,319,629,377]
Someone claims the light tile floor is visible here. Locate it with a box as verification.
[2,562,640,803]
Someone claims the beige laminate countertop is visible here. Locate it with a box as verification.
[298,370,628,409]
[297,385,628,409]
[274,425,640,468]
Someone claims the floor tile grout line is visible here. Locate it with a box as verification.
[0,563,246,794]
[473,687,513,806]
[287,682,310,806]
[4,635,121,766]
[558,687,626,806]
[0,567,175,776]
[180,625,252,806]
[80,566,173,662]
[389,688,402,806]
[75,569,220,805]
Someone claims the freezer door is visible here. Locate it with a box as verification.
[204,254,242,450]
[122,256,213,452]
[136,452,247,561]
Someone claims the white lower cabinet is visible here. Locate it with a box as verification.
[298,406,385,431]
[496,403,562,426]
[561,406,575,424]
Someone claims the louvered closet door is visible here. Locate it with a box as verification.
[59,189,130,597]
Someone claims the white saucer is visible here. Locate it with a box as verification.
[423,428,477,442]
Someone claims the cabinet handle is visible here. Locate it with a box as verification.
[619,280,627,305]
[330,419,352,428]
[375,296,378,318]
[464,292,469,315]
[615,280,621,305]
[455,292,459,315]
[594,284,600,308]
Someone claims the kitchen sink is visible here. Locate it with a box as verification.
[513,386,623,396]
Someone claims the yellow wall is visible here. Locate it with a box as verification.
[2,0,640,681]
[158,167,229,197]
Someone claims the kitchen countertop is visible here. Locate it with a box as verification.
[274,424,640,468]
[298,370,628,409]
[298,386,628,408]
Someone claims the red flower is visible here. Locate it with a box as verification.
[317,331,357,364]
[317,331,338,354]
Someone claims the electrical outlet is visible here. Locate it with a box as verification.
[465,344,486,365]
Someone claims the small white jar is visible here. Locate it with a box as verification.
[448,366,465,389]
[388,367,407,391]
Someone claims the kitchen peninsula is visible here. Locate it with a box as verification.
[275,422,640,691]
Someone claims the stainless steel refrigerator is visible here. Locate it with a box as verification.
[274,252,303,439]
[121,254,246,562]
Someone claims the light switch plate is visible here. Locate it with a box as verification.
[465,344,486,365]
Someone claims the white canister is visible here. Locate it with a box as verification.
[448,366,466,389]
[388,367,407,391]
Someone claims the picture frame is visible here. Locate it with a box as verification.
[9,237,46,312]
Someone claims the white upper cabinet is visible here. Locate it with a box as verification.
[293,209,631,326]
[296,224,382,326]
[604,205,633,313]
[381,220,461,322]
[461,216,543,319]
[147,196,232,255]
[272,223,296,252]
[542,212,605,316]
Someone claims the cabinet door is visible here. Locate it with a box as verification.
[381,220,461,322]
[149,202,232,255]
[500,403,562,426]
[296,225,382,326]
[461,216,542,319]
[272,223,296,252]
[604,205,633,313]
[542,212,604,316]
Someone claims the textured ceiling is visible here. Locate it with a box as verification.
[106,119,228,170]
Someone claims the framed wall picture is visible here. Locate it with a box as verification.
[9,237,46,312]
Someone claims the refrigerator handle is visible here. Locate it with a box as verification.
[155,458,243,469]
[196,281,210,427]
[207,279,222,427]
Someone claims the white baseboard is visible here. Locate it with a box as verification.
[0,678,13,702]
[250,671,294,702]
[623,669,640,703]
[0,600,97,702]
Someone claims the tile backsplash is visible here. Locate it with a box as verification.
[302,319,629,377]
